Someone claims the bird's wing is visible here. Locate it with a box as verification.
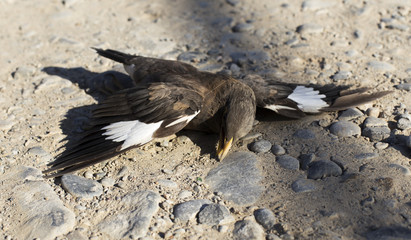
[242,75,391,118]
[94,48,199,83]
[44,75,205,177]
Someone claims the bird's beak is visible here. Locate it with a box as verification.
[217,136,233,160]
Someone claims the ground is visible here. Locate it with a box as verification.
[0,0,410,239]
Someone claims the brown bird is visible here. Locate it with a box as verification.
[43,48,390,177]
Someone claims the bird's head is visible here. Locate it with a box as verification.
[217,86,256,160]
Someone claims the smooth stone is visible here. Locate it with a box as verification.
[28,146,49,156]
[367,61,395,71]
[0,119,14,130]
[271,145,286,155]
[302,0,336,10]
[299,153,315,170]
[406,135,411,148]
[178,190,192,199]
[197,204,234,225]
[233,219,265,240]
[249,140,272,153]
[296,24,324,34]
[157,179,178,189]
[205,152,263,205]
[332,71,352,81]
[362,127,391,141]
[0,166,75,240]
[276,155,300,170]
[374,142,389,150]
[366,227,411,240]
[366,107,380,117]
[307,160,342,179]
[13,65,36,78]
[232,23,254,33]
[329,121,361,137]
[173,199,212,221]
[254,208,276,230]
[355,152,379,160]
[386,24,409,31]
[98,191,160,239]
[100,177,115,187]
[397,118,411,130]
[363,117,388,127]
[61,174,103,200]
[293,129,315,139]
[338,108,363,121]
[291,178,317,193]
[395,83,411,91]
[388,164,411,176]
[226,0,239,6]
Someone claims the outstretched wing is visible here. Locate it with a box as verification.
[242,75,391,118]
[44,75,205,177]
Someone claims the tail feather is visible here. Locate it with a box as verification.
[323,90,392,111]
[92,48,135,64]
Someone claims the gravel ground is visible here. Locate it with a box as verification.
[0,0,411,239]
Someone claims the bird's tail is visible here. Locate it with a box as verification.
[92,48,135,64]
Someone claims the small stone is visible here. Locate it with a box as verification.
[84,170,93,179]
[329,121,361,137]
[296,24,324,34]
[355,152,379,160]
[276,155,300,170]
[366,107,380,117]
[226,0,239,6]
[307,160,342,179]
[198,204,234,225]
[332,71,352,81]
[293,129,315,139]
[61,174,103,199]
[157,179,178,189]
[397,118,411,130]
[232,23,254,33]
[0,119,14,131]
[388,164,411,176]
[254,208,276,230]
[363,117,388,127]
[395,83,411,91]
[302,0,336,10]
[374,142,389,150]
[173,200,212,221]
[13,65,36,78]
[28,146,49,156]
[178,190,192,199]
[100,177,115,187]
[367,61,395,72]
[362,127,391,141]
[233,219,265,240]
[338,108,363,121]
[299,153,315,170]
[249,140,272,153]
[177,52,207,63]
[291,178,317,193]
[271,145,286,155]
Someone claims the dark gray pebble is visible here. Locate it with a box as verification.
[395,83,411,91]
[355,152,379,160]
[276,155,300,170]
[330,121,361,137]
[271,145,286,155]
[366,227,411,240]
[299,153,315,170]
[254,208,276,230]
[291,178,317,193]
[197,204,233,225]
[338,108,363,121]
[249,140,272,153]
[362,127,391,142]
[307,160,342,179]
[293,129,315,139]
[232,23,254,33]
[233,219,264,240]
[173,199,212,221]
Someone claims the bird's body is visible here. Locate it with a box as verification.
[43,48,390,177]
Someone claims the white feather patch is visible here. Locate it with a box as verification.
[288,86,328,113]
[265,105,296,113]
[102,120,163,150]
[124,64,136,77]
[165,110,200,128]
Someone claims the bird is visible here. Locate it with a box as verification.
[43,48,391,177]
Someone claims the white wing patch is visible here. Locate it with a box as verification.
[124,64,136,77]
[288,86,328,113]
[165,110,200,128]
[102,120,163,150]
[265,105,296,113]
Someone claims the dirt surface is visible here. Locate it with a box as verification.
[1,0,411,239]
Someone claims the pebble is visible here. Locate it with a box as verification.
[271,144,286,155]
[362,126,391,142]
[35,76,72,93]
[332,71,352,81]
[0,166,75,239]
[173,199,212,221]
[0,119,14,131]
[300,153,315,170]
[233,219,265,240]
[254,208,276,230]
[363,117,388,128]
[291,178,317,193]
[338,108,363,121]
[366,227,411,240]
[367,61,396,72]
[205,152,263,205]
[197,204,234,225]
[276,155,300,170]
[406,135,411,149]
[374,142,389,150]
[355,152,379,160]
[100,177,115,187]
[302,0,336,11]
[296,24,324,35]
[397,118,411,130]
[307,160,342,179]
[293,129,315,139]
[232,23,254,33]
[13,65,36,78]
[177,52,207,63]
[226,0,239,6]
[388,164,410,176]
[329,121,361,137]
[366,107,380,117]
[178,190,192,199]
[97,191,160,239]
[61,174,103,200]
[395,83,411,91]
[157,179,178,189]
[249,139,272,153]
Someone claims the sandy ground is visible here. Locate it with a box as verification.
[0,0,411,239]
